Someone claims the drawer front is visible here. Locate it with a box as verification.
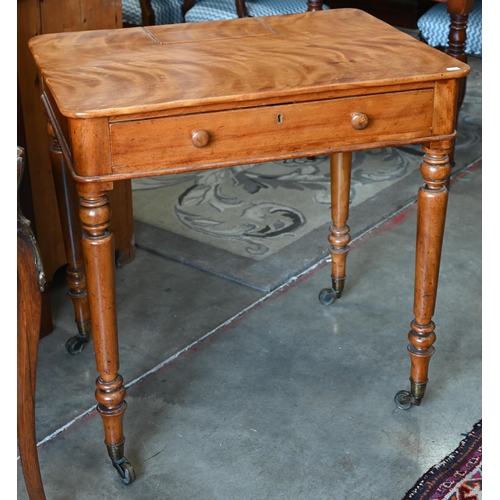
[110,89,433,173]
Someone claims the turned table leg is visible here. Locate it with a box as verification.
[47,123,91,355]
[395,144,451,410]
[319,152,352,305]
[77,185,135,484]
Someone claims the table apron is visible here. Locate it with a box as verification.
[109,89,434,176]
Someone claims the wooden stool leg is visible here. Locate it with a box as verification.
[77,185,136,485]
[395,145,451,410]
[319,152,352,305]
[47,123,91,355]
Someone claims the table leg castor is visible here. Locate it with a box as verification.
[318,277,345,306]
[394,390,414,410]
[111,456,136,485]
[394,380,428,410]
[65,322,91,354]
[318,287,336,305]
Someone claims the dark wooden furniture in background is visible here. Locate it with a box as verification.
[446,0,475,165]
[29,9,469,484]
[17,0,136,339]
[434,0,475,108]
[18,147,46,500]
[418,0,476,166]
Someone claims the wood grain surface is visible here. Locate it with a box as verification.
[29,9,469,119]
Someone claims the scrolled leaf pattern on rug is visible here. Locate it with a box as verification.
[132,147,419,259]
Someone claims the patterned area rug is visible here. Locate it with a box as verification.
[131,56,482,291]
[402,420,482,500]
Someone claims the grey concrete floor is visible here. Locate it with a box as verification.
[17,157,482,499]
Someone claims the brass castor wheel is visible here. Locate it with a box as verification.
[112,457,136,485]
[318,288,336,306]
[65,335,89,355]
[394,390,413,410]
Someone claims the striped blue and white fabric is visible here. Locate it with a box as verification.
[123,0,330,26]
[185,0,240,22]
[185,0,329,23]
[417,0,482,56]
[122,0,185,26]
[246,0,329,17]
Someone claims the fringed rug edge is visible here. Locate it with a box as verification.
[402,419,482,499]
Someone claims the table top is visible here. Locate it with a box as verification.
[29,9,469,120]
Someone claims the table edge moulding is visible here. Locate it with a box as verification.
[28,9,470,485]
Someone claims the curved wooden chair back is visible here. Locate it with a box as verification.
[18,146,47,500]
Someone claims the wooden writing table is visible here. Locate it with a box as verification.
[29,9,469,484]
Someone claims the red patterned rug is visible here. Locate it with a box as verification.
[403,420,482,499]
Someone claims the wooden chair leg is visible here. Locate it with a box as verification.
[18,147,47,500]
[446,1,473,167]
[307,0,324,11]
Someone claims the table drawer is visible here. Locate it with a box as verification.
[110,89,433,173]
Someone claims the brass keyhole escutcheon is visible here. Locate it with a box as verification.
[277,113,283,124]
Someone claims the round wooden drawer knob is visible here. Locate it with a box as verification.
[351,112,369,130]
[191,130,210,148]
